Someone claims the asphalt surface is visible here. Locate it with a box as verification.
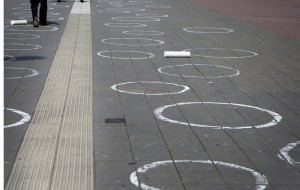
[4,0,300,189]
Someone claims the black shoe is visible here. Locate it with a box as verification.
[80,0,83,2]
[40,21,47,26]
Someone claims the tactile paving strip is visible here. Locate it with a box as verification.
[5,1,93,190]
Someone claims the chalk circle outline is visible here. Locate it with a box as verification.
[4,108,31,129]
[101,38,164,46]
[98,10,130,13]
[130,160,268,190]
[4,55,16,62]
[104,23,147,27]
[136,13,168,18]
[112,16,160,22]
[97,50,155,60]
[4,33,40,40]
[50,4,70,8]
[154,102,282,129]
[18,15,64,21]
[4,25,58,32]
[107,8,145,11]
[14,11,60,16]
[183,48,258,59]
[157,64,240,78]
[183,27,234,34]
[145,5,171,8]
[5,67,39,80]
[111,81,190,95]
[278,141,300,166]
[123,30,164,35]
[129,0,154,3]
[4,43,42,51]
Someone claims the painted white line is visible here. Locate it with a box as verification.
[112,16,160,22]
[278,141,300,166]
[157,64,240,78]
[154,102,282,129]
[4,108,31,128]
[183,48,258,59]
[104,23,147,27]
[111,81,190,95]
[145,5,171,8]
[123,30,164,35]
[183,27,234,34]
[5,67,39,79]
[130,160,268,190]
[4,25,58,32]
[18,15,64,21]
[4,55,15,62]
[97,50,154,59]
[136,13,168,17]
[4,33,40,40]
[4,43,42,51]
[101,38,164,46]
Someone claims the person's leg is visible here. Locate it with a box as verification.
[40,0,47,25]
[30,0,39,27]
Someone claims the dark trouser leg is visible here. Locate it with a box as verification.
[30,0,39,21]
[40,0,47,25]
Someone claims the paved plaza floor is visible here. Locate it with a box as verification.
[4,0,300,189]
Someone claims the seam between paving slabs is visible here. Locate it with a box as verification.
[5,1,93,190]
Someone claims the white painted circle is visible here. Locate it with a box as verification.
[18,15,64,21]
[101,38,164,46]
[111,81,190,95]
[136,13,168,17]
[12,7,31,10]
[50,4,70,8]
[112,16,160,22]
[4,108,31,128]
[14,11,60,16]
[183,27,234,34]
[278,141,300,166]
[154,102,282,129]
[4,55,15,62]
[5,67,39,79]
[4,25,58,32]
[123,30,164,35]
[130,160,268,190]
[183,48,258,59]
[4,43,42,51]
[104,23,147,27]
[98,10,129,13]
[129,0,153,3]
[145,5,171,8]
[157,64,240,78]
[98,50,155,59]
[108,8,145,11]
[4,33,40,40]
